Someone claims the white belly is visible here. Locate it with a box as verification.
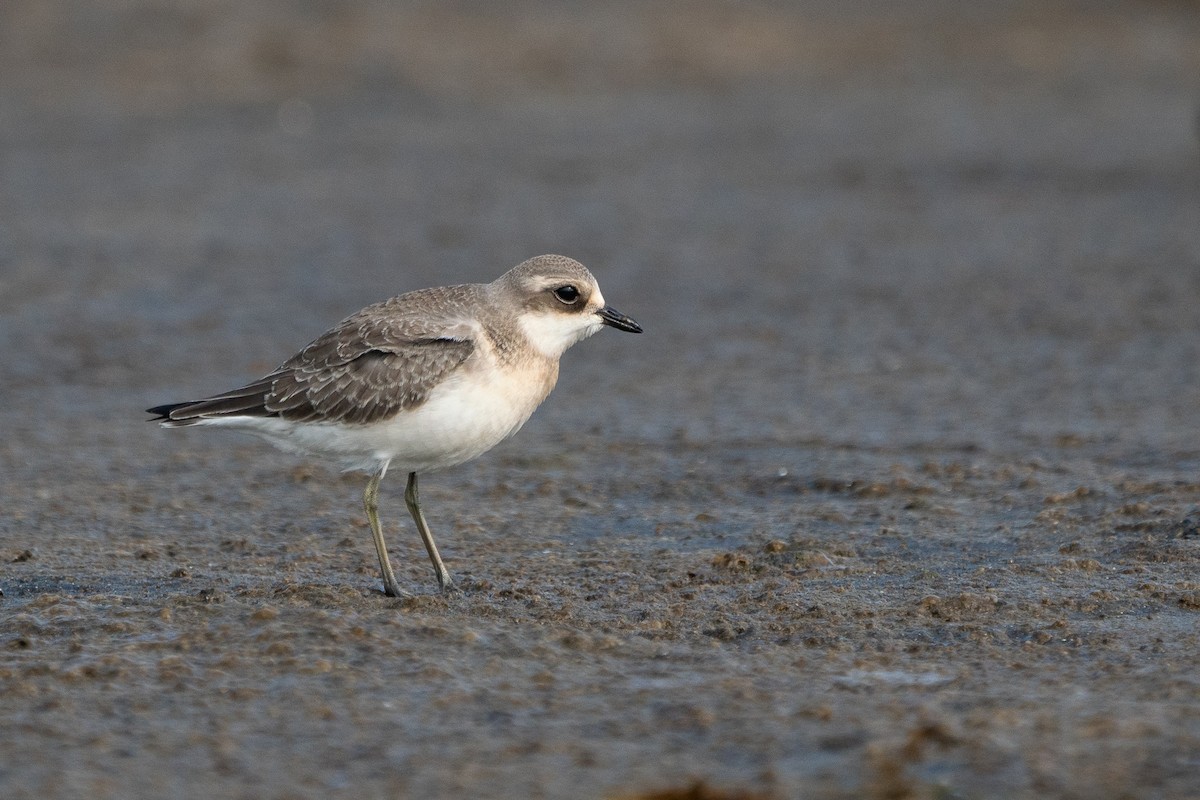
[198,360,558,473]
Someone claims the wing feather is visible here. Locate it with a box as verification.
[149,285,482,426]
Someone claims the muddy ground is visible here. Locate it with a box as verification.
[2,1,1200,798]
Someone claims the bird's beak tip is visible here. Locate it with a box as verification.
[598,305,643,333]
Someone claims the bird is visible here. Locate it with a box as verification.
[147,254,642,597]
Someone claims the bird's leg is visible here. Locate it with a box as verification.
[405,472,456,592]
[364,466,405,598]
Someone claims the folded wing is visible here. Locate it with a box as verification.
[148,287,479,426]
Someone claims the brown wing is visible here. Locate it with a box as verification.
[150,286,479,426]
[265,335,474,424]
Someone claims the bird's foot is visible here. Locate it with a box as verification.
[381,581,411,599]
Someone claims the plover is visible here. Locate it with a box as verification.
[148,254,642,597]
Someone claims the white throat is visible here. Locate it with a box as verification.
[517,309,604,359]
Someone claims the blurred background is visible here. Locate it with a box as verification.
[3,2,1200,797]
[3,0,1198,458]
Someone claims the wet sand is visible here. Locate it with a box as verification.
[2,2,1200,797]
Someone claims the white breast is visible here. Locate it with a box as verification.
[361,357,558,472]
[205,356,559,474]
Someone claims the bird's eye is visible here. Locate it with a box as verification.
[553,285,580,304]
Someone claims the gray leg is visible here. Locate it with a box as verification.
[404,472,456,592]
[364,466,405,598]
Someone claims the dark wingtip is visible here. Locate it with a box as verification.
[146,402,187,421]
[147,402,175,422]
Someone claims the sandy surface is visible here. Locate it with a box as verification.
[3,1,1200,798]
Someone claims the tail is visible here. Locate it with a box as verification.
[147,378,274,427]
[147,401,206,427]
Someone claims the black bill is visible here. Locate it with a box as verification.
[598,305,643,333]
